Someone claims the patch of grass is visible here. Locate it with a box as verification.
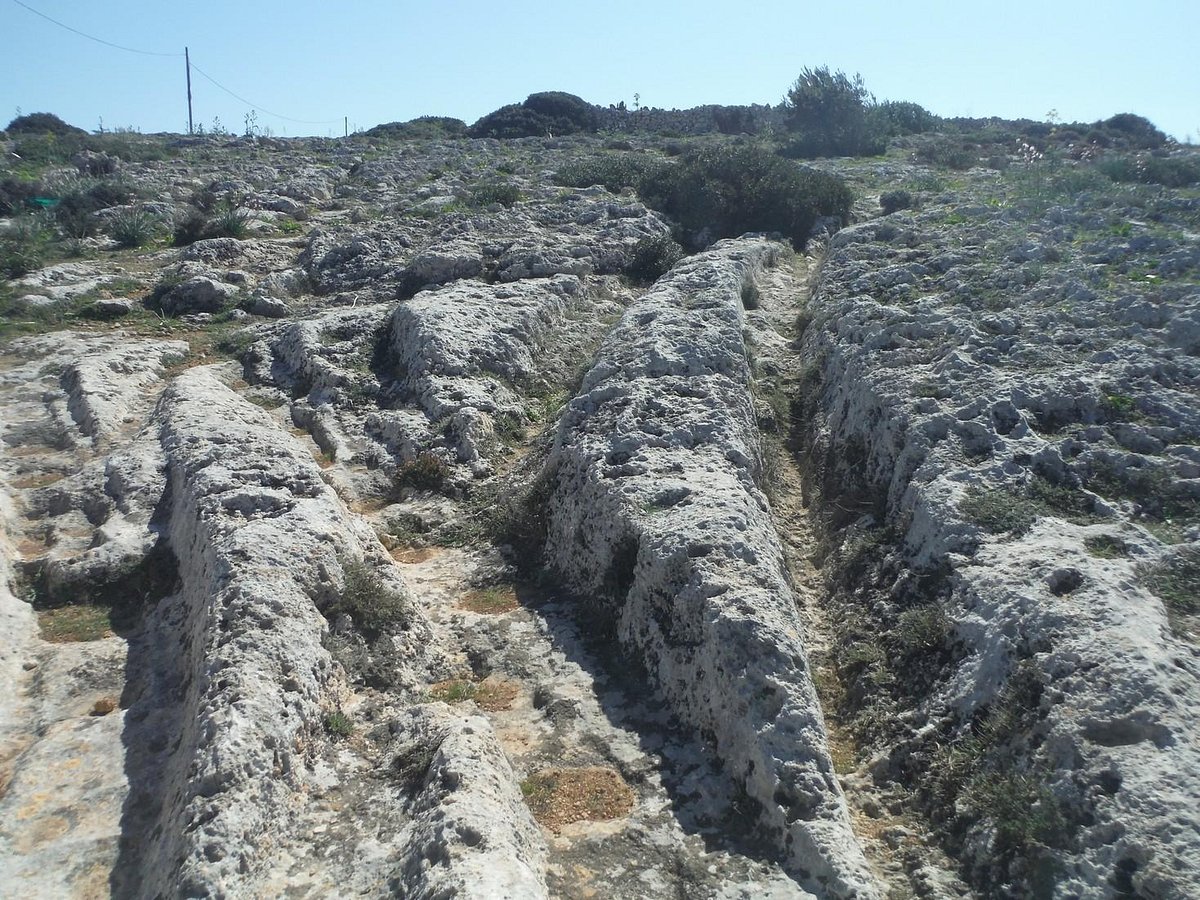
[520,767,635,828]
[1140,547,1200,616]
[323,711,354,739]
[960,487,1041,535]
[1084,534,1129,558]
[36,603,115,642]
[459,584,521,614]
[961,477,1096,536]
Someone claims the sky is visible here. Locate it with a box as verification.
[1,0,1197,141]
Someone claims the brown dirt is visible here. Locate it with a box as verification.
[520,766,635,830]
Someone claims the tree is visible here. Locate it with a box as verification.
[782,67,879,158]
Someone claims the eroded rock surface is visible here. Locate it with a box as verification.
[543,238,878,898]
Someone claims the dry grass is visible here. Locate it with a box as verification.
[458,584,521,614]
[520,766,635,829]
[9,471,67,490]
[390,546,441,564]
[429,676,519,711]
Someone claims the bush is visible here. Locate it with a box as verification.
[326,558,410,639]
[54,180,133,238]
[912,136,979,170]
[870,100,939,137]
[713,106,759,135]
[469,91,598,138]
[5,112,86,136]
[323,711,354,739]
[879,189,913,214]
[172,207,209,246]
[109,207,159,248]
[624,233,684,284]
[207,201,250,239]
[639,144,853,249]
[1102,113,1166,149]
[1098,153,1200,187]
[365,116,468,140]
[468,180,522,208]
[0,177,41,216]
[172,201,249,246]
[397,452,451,491]
[522,91,598,132]
[781,67,886,158]
[0,216,52,278]
[552,153,663,193]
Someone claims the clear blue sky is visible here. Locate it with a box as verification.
[2,0,1197,140]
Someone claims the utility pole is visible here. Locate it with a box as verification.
[344,116,348,138]
[185,47,194,135]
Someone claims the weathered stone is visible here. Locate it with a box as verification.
[160,275,238,316]
[543,238,878,898]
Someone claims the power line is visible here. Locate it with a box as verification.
[189,61,340,126]
[10,0,182,57]
[10,0,340,130]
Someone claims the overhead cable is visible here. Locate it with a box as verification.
[188,62,340,126]
[10,0,183,57]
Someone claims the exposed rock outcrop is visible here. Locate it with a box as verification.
[543,238,879,898]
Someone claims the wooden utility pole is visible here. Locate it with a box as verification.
[344,116,348,138]
[185,47,194,135]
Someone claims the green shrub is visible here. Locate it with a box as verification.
[53,180,133,239]
[639,144,852,249]
[896,604,950,653]
[365,116,467,140]
[468,180,522,208]
[207,201,250,239]
[323,711,354,739]
[522,91,598,132]
[172,201,249,246]
[1101,113,1166,149]
[960,487,1040,535]
[870,100,939,136]
[109,207,159,248]
[397,452,451,491]
[912,136,979,170]
[553,153,663,193]
[0,217,53,278]
[879,189,913,214]
[0,177,41,216]
[781,67,886,158]
[1084,534,1129,558]
[624,233,683,284]
[1098,153,1200,187]
[469,91,598,139]
[5,112,86,136]
[326,557,410,639]
[962,773,1069,854]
